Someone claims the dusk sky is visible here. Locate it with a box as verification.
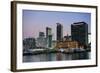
[23,10,91,40]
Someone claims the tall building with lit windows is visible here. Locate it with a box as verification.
[71,22,88,47]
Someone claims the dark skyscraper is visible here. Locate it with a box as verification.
[56,23,63,41]
[46,27,52,48]
[71,22,88,47]
[46,27,52,37]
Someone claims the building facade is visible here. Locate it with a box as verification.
[36,32,47,48]
[56,23,63,41]
[71,22,88,48]
[56,40,79,49]
[46,27,52,48]
[23,38,36,49]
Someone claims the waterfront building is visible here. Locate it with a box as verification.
[23,38,36,49]
[52,40,57,49]
[56,40,79,49]
[46,27,52,48]
[46,27,52,37]
[56,23,63,41]
[36,32,47,48]
[71,22,88,47]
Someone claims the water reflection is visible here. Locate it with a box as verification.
[23,52,90,62]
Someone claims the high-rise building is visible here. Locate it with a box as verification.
[46,27,52,48]
[36,32,47,48]
[71,22,88,47]
[56,23,63,41]
[46,27,52,37]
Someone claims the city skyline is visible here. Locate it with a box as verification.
[23,10,91,40]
